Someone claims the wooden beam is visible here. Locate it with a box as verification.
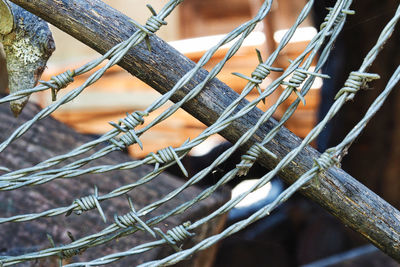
[9,0,400,261]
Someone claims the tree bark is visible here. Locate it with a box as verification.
[7,0,400,261]
[0,102,229,266]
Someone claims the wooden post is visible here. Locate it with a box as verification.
[8,0,400,261]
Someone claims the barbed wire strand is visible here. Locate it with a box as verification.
[60,2,400,266]
[1,0,399,266]
[9,0,358,266]
[0,0,274,182]
[0,0,346,256]
[0,0,331,221]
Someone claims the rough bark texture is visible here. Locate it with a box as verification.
[7,0,400,261]
[0,0,55,116]
[0,102,229,266]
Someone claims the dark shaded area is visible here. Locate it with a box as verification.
[303,245,400,267]
[316,1,400,209]
[166,143,367,266]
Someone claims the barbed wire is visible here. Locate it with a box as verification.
[0,0,275,182]
[0,0,399,266]
[95,6,400,267]
[0,0,354,265]
[139,61,400,267]
[2,1,352,266]
[67,1,400,266]
[0,0,328,223]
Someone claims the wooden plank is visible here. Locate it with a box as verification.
[10,0,400,261]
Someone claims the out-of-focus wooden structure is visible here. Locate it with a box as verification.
[37,0,319,158]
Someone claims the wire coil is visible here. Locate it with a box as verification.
[70,186,106,223]
[154,222,194,251]
[114,198,156,237]
[40,70,75,101]
[320,8,355,31]
[110,111,147,150]
[313,148,339,172]
[335,71,380,101]
[150,146,188,177]
[236,143,277,176]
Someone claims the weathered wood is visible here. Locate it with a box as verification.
[0,0,55,116]
[8,0,400,261]
[0,102,229,266]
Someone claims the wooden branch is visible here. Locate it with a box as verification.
[9,0,400,261]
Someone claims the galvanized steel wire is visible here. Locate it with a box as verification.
[0,0,399,266]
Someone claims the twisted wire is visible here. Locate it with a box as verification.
[154,222,194,251]
[70,186,106,223]
[281,68,308,104]
[147,5,399,266]
[114,197,156,238]
[76,13,396,264]
[0,2,173,154]
[320,7,355,31]
[0,0,282,262]
[63,1,384,266]
[136,3,400,267]
[232,61,283,101]
[40,69,76,101]
[150,146,188,177]
[61,247,84,259]
[46,233,85,264]
[0,0,271,186]
[236,143,277,176]
[145,15,167,34]
[3,0,400,267]
[0,1,322,264]
[281,68,329,105]
[334,71,380,101]
[18,0,360,266]
[313,148,339,171]
[334,66,400,160]
[109,111,147,150]
[63,2,352,264]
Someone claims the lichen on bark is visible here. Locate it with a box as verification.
[0,0,55,116]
